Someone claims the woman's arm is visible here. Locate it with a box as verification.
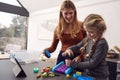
[46,31,59,53]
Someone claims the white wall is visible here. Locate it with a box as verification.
[76,0,120,50]
[27,0,120,57]
[27,7,60,58]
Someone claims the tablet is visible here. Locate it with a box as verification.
[12,58,27,77]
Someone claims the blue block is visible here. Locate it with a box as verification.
[45,50,51,58]
[78,76,94,80]
[65,67,72,74]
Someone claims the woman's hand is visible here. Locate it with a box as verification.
[62,49,73,57]
[40,48,49,61]
[42,48,48,55]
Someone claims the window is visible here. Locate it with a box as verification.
[0,0,29,50]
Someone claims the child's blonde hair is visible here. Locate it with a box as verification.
[83,14,107,35]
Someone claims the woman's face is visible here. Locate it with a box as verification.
[62,9,75,24]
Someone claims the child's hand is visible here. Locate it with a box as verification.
[65,59,71,66]
[73,56,81,62]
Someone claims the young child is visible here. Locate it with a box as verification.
[62,14,109,80]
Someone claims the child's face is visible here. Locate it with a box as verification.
[62,9,74,23]
[86,28,99,40]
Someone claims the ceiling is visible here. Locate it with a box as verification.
[19,0,81,13]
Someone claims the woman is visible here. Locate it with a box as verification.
[42,0,86,64]
[62,14,109,80]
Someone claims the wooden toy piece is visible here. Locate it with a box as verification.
[73,71,82,78]
[47,66,52,71]
[66,74,71,78]
[45,50,51,58]
[43,67,50,72]
[40,66,55,78]
[48,72,55,77]
[76,71,82,75]
[41,72,47,78]
[52,61,73,74]
[36,73,41,79]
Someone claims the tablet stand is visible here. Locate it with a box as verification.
[12,58,26,77]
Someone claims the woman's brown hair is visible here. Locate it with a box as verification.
[55,0,82,38]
